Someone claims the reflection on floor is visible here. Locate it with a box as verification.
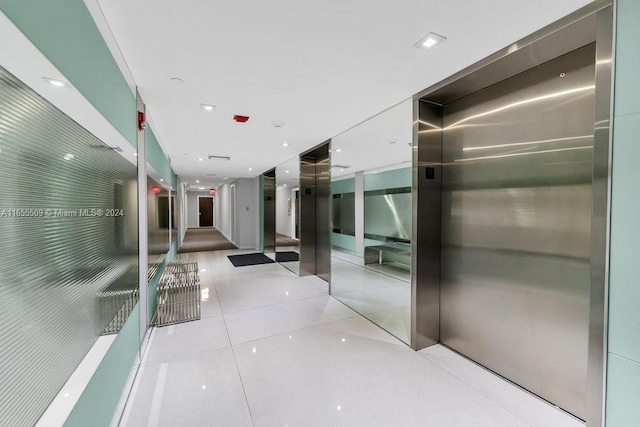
[331,250,410,343]
[119,249,581,427]
[276,232,299,247]
[178,227,237,253]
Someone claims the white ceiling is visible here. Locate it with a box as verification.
[96,0,591,189]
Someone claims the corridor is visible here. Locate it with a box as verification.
[119,249,582,427]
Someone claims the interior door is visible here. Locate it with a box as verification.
[198,197,213,227]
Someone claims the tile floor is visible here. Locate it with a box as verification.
[119,249,583,427]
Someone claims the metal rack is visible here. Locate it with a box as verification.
[153,261,201,327]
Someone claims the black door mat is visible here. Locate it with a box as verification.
[227,253,276,267]
[275,251,299,262]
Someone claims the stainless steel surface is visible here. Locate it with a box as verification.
[315,143,331,283]
[587,6,613,427]
[439,45,596,419]
[414,0,611,105]
[299,142,331,281]
[364,190,411,242]
[275,156,301,275]
[411,100,443,350]
[153,261,201,326]
[263,168,276,254]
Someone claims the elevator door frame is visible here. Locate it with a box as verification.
[411,2,613,426]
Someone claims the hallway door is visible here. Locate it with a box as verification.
[198,196,213,227]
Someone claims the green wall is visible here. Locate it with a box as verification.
[0,0,136,148]
[64,305,140,427]
[606,1,640,425]
[331,177,355,194]
[331,178,355,251]
[364,167,411,192]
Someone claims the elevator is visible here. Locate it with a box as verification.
[263,168,276,255]
[412,3,612,424]
[299,141,331,282]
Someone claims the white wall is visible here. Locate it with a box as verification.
[276,186,294,237]
[235,178,259,249]
[186,191,215,228]
[215,183,232,240]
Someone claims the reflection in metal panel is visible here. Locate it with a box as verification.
[439,44,595,419]
[364,189,411,242]
[263,168,276,254]
[332,193,355,235]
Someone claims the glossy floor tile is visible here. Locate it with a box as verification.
[120,249,582,427]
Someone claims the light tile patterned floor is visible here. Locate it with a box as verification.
[120,249,583,427]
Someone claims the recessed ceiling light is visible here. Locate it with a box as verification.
[63,153,74,160]
[271,121,285,128]
[160,179,164,182]
[198,187,205,190]
[201,103,216,112]
[223,177,228,180]
[248,168,253,171]
[335,148,342,153]
[284,184,287,187]
[285,170,290,173]
[133,152,138,156]
[282,142,289,147]
[198,158,204,162]
[43,77,69,88]
[414,32,446,51]
[196,180,200,183]
[170,77,184,84]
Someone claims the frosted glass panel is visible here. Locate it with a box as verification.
[0,66,139,425]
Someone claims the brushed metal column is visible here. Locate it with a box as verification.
[263,168,276,254]
[299,141,331,283]
[587,5,613,426]
[411,100,442,350]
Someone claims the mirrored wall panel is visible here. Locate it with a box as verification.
[275,156,300,274]
[330,99,413,343]
[147,172,170,280]
[0,65,139,425]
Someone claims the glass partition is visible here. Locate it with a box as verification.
[275,156,300,274]
[330,99,413,343]
[0,65,140,425]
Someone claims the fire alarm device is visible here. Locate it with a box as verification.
[138,111,146,131]
[233,115,250,123]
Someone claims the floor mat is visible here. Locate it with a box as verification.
[275,251,299,262]
[227,253,276,267]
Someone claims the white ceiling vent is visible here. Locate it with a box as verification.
[208,155,230,161]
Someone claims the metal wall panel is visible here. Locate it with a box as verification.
[411,100,443,349]
[0,66,139,426]
[263,168,276,254]
[439,45,596,419]
[315,145,331,283]
[364,190,411,242]
[299,142,330,282]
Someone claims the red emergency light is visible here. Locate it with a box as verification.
[209,188,216,195]
[151,186,161,194]
[233,115,250,123]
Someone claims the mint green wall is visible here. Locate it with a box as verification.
[0,0,136,148]
[64,304,140,427]
[606,1,640,425]
[331,232,356,252]
[364,167,411,192]
[332,177,355,194]
[146,127,176,184]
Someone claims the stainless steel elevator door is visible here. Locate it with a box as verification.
[440,44,595,419]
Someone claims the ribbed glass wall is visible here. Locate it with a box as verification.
[0,66,139,425]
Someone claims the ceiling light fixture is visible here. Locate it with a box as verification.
[198,158,204,162]
[271,121,285,128]
[200,103,216,112]
[198,187,205,190]
[160,179,164,182]
[335,148,342,152]
[285,170,290,174]
[223,177,228,180]
[43,77,69,88]
[248,167,253,171]
[196,180,200,183]
[414,32,447,51]
[170,77,184,84]
[282,142,289,147]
